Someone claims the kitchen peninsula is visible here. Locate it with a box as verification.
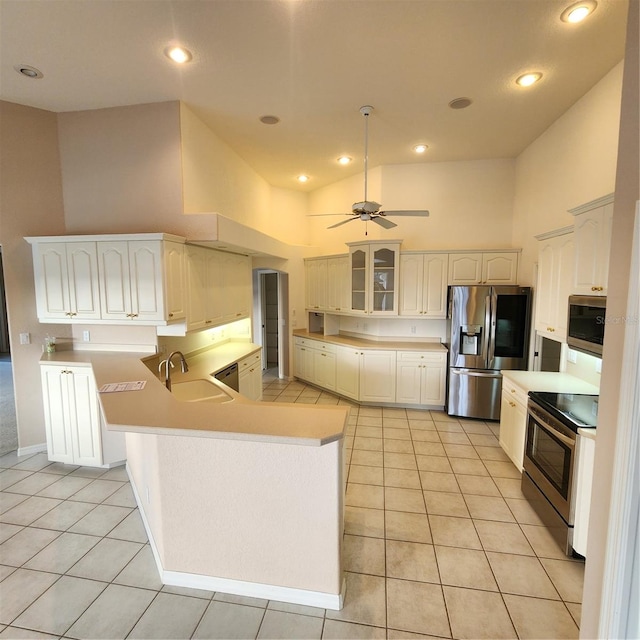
[46,348,348,610]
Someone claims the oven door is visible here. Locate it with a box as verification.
[523,402,576,524]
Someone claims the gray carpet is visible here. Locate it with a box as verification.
[0,358,18,455]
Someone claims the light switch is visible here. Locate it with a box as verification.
[567,349,577,364]
[82,330,91,342]
[19,332,30,345]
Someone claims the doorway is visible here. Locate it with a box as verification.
[253,270,289,380]
[0,247,18,455]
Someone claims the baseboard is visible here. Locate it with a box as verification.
[17,443,47,457]
[126,463,345,610]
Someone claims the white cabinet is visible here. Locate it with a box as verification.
[336,346,360,400]
[293,337,336,390]
[534,229,575,342]
[326,256,350,312]
[399,253,448,318]
[348,241,400,315]
[220,252,252,323]
[305,258,327,311]
[293,337,317,382]
[448,252,518,285]
[238,351,262,401]
[499,382,528,471]
[40,364,125,467]
[573,429,596,557]
[31,242,101,321]
[570,195,613,296]
[359,350,397,403]
[396,351,446,406]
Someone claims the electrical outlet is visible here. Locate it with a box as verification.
[363,322,368,332]
[82,330,91,342]
[410,326,417,335]
[146,486,151,504]
[567,349,577,364]
[19,332,30,345]
[595,358,602,374]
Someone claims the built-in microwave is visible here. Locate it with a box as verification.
[567,295,606,357]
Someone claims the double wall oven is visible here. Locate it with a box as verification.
[522,391,598,556]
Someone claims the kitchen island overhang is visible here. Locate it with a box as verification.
[91,352,348,610]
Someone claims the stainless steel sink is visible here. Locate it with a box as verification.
[170,379,233,403]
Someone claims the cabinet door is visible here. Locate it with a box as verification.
[221,253,251,323]
[68,368,102,467]
[66,243,101,320]
[574,204,612,295]
[327,256,349,312]
[129,241,165,321]
[423,254,449,317]
[395,355,422,404]
[336,347,360,400]
[370,245,398,315]
[205,250,225,326]
[554,234,575,341]
[41,366,74,463]
[306,259,327,311]
[98,242,133,320]
[399,254,423,316]
[360,350,396,403]
[421,357,447,405]
[164,242,186,321]
[534,241,556,336]
[313,349,336,391]
[186,246,208,331]
[350,247,368,314]
[482,253,518,284]
[498,389,526,471]
[239,352,262,401]
[33,243,71,320]
[294,342,314,381]
[448,254,482,284]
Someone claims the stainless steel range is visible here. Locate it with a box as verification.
[522,391,598,556]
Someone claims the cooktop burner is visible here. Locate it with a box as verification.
[528,391,599,430]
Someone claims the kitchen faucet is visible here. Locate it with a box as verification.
[158,351,189,391]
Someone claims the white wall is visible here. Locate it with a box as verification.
[0,101,70,451]
[512,62,623,287]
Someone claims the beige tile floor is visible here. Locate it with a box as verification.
[0,372,584,639]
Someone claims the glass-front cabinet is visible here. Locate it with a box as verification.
[348,241,401,315]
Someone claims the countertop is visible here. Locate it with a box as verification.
[40,344,349,447]
[293,329,448,353]
[501,370,599,395]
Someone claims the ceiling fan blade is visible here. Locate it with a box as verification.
[371,216,397,229]
[327,217,359,229]
[307,213,352,217]
[380,210,430,217]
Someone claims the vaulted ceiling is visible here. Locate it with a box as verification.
[0,0,628,190]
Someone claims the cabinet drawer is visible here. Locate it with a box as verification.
[397,351,446,364]
[502,381,528,407]
[294,337,336,353]
[238,351,261,371]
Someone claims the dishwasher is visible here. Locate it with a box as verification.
[213,363,239,392]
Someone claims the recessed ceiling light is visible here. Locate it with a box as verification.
[448,97,473,110]
[14,64,43,79]
[260,115,280,125]
[413,144,428,154]
[337,156,352,165]
[561,0,597,23]
[516,72,543,87]
[297,175,309,183]
[164,45,192,64]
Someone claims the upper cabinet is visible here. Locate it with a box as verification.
[348,241,401,315]
[304,255,350,313]
[27,234,186,325]
[31,242,101,321]
[570,194,614,296]
[534,228,575,342]
[448,251,519,285]
[399,252,448,318]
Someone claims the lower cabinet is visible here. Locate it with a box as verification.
[499,383,528,471]
[238,351,262,401]
[396,351,447,406]
[313,348,336,391]
[40,364,125,467]
[359,350,397,403]
[336,347,360,400]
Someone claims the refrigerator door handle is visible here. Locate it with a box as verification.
[483,295,492,366]
[488,289,497,367]
[450,369,502,378]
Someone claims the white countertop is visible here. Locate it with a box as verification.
[501,370,599,395]
[40,344,348,447]
[293,329,448,353]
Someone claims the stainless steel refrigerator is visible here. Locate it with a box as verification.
[447,285,531,420]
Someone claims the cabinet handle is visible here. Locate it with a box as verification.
[511,388,516,393]
[205,320,212,324]
[509,401,516,408]
[321,353,326,357]
[168,313,174,318]
[131,313,138,319]
[236,313,242,317]
[547,327,555,332]
[591,286,604,292]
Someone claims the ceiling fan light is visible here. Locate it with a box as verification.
[561,1,597,23]
[516,72,543,87]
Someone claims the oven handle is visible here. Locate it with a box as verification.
[527,405,576,448]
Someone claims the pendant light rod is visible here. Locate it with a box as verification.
[360,105,373,203]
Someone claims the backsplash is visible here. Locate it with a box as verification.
[564,348,602,388]
[158,318,252,357]
[335,316,447,343]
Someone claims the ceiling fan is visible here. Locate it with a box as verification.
[312,105,430,231]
